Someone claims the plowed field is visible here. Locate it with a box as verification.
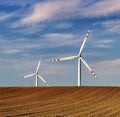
[0,87,120,116]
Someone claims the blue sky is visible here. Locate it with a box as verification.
[0,0,120,86]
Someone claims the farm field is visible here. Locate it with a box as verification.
[0,86,120,116]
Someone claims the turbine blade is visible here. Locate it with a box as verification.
[80,57,97,78]
[50,55,78,62]
[38,74,48,85]
[36,58,41,73]
[79,30,90,56]
[21,73,36,79]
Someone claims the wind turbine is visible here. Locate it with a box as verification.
[19,58,48,87]
[50,30,97,86]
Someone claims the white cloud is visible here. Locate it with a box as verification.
[0,57,75,79]
[94,59,120,77]
[43,33,75,39]
[0,37,42,55]
[2,49,23,54]
[0,12,15,21]
[20,0,80,25]
[55,22,73,29]
[1,42,42,55]
[18,0,120,25]
[82,0,120,17]
[84,51,106,58]
[102,19,120,32]
[43,33,80,47]
[0,58,37,72]
[94,39,115,48]
[0,32,81,56]
[11,21,47,34]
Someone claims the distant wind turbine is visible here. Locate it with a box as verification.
[19,58,48,87]
[50,30,97,86]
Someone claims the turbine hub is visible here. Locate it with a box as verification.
[77,55,81,58]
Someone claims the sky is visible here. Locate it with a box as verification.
[0,0,120,86]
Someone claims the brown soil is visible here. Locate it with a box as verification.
[0,87,120,116]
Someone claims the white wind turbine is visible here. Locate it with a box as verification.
[50,30,97,86]
[19,58,48,87]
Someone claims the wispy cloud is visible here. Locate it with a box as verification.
[0,32,81,56]
[0,58,37,72]
[82,0,120,17]
[0,12,15,21]
[2,49,23,54]
[42,33,81,47]
[84,51,106,58]
[20,0,80,25]
[55,22,73,29]
[16,0,120,25]
[11,23,46,34]
[0,57,75,79]
[94,59,120,77]
[102,19,120,33]
[93,39,115,48]
[0,37,41,55]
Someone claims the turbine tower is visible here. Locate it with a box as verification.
[19,58,48,87]
[50,30,97,86]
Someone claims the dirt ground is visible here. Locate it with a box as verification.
[0,86,120,116]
